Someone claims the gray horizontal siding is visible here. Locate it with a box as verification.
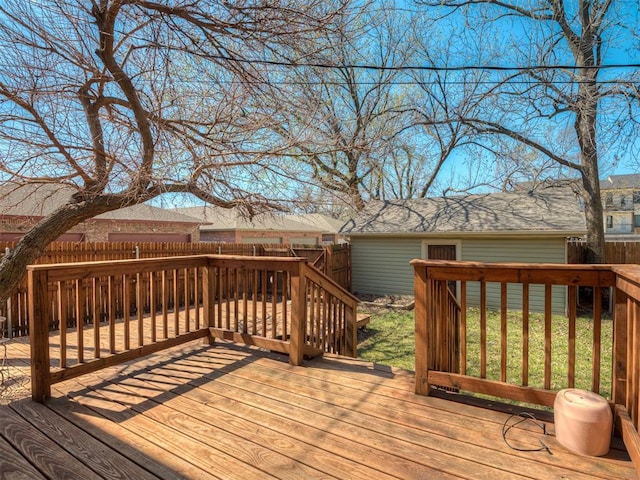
[351,235,568,313]
[461,237,567,314]
[461,238,566,264]
[351,237,421,296]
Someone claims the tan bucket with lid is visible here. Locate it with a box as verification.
[553,388,612,456]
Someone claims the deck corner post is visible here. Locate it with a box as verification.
[345,301,357,358]
[28,268,51,401]
[414,263,430,396]
[202,259,216,345]
[289,260,306,366]
[613,283,629,408]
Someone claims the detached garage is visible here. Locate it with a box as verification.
[340,189,586,313]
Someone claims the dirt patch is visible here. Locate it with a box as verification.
[356,293,415,313]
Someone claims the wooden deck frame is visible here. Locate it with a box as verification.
[412,259,640,477]
[27,255,359,402]
[3,339,636,479]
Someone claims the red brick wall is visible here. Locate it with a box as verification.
[200,230,237,243]
[200,229,323,245]
[1,216,200,242]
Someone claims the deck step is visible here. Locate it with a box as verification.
[357,314,371,328]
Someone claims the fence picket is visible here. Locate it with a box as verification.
[1,241,350,338]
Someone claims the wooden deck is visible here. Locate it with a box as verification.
[1,338,637,479]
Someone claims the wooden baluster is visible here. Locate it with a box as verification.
[108,276,116,354]
[123,274,130,350]
[568,285,577,388]
[162,270,169,339]
[522,283,530,386]
[203,260,216,344]
[172,269,179,337]
[57,281,66,369]
[500,282,508,383]
[480,281,487,379]
[92,277,100,359]
[460,281,467,376]
[544,284,552,390]
[150,271,156,343]
[592,287,602,393]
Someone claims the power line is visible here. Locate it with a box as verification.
[201,52,640,72]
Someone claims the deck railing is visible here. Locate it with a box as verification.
[412,259,640,474]
[28,255,358,401]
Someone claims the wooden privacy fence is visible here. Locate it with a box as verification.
[1,241,351,338]
[412,259,640,476]
[568,240,640,264]
[28,254,359,401]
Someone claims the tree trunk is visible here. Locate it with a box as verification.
[0,196,127,303]
[575,66,605,264]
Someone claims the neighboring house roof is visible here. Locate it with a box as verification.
[340,190,586,236]
[514,178,582,193]
[174,206,320,232]
[95,205,203,224]
[285,213,346,234]
[0,183,203,224]
[600,174,640,190]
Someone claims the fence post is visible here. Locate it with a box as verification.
[28,267,51,401]
[613,284,628,408]
[289,260,306,366]
[414,263,430,396]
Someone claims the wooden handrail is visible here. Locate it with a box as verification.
[305,264,359,357]
[412,260,622,402]
[412,260,640,477]
[27,254,358,401]
[305,265,359,305]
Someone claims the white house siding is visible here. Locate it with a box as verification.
[351,235,568,314]
[461,237,567,314]
[351,237,422,296]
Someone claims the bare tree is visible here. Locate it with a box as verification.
[418,0,640,262]
[0,0,347,302]
[269,5,419,212]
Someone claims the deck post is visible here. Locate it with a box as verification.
[613,285,629,408]
[203,258,216,344]
[344,302,357,357]
[28,267,51,401]
[414,264,430,396]
[289,260,306,366]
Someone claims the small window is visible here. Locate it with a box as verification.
[605,194,614,206]
[635,215,640,227]
[606,216,613,228]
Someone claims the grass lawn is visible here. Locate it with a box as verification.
[358,307,614,399]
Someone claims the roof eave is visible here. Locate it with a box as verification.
[343,229,587,238]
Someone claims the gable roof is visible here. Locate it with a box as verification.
[173,206,321,232]
[284,213,346,233]
[0,183,203,224]
[340,190,586,236]
[600,174,640,190]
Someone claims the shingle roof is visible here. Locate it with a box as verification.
[285,213,346,233]
[340,189,586,236]
[600,174,640,190]
[173,206,321,232]
[0,183,203,224]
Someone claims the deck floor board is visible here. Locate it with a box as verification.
[1,338,637,480]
